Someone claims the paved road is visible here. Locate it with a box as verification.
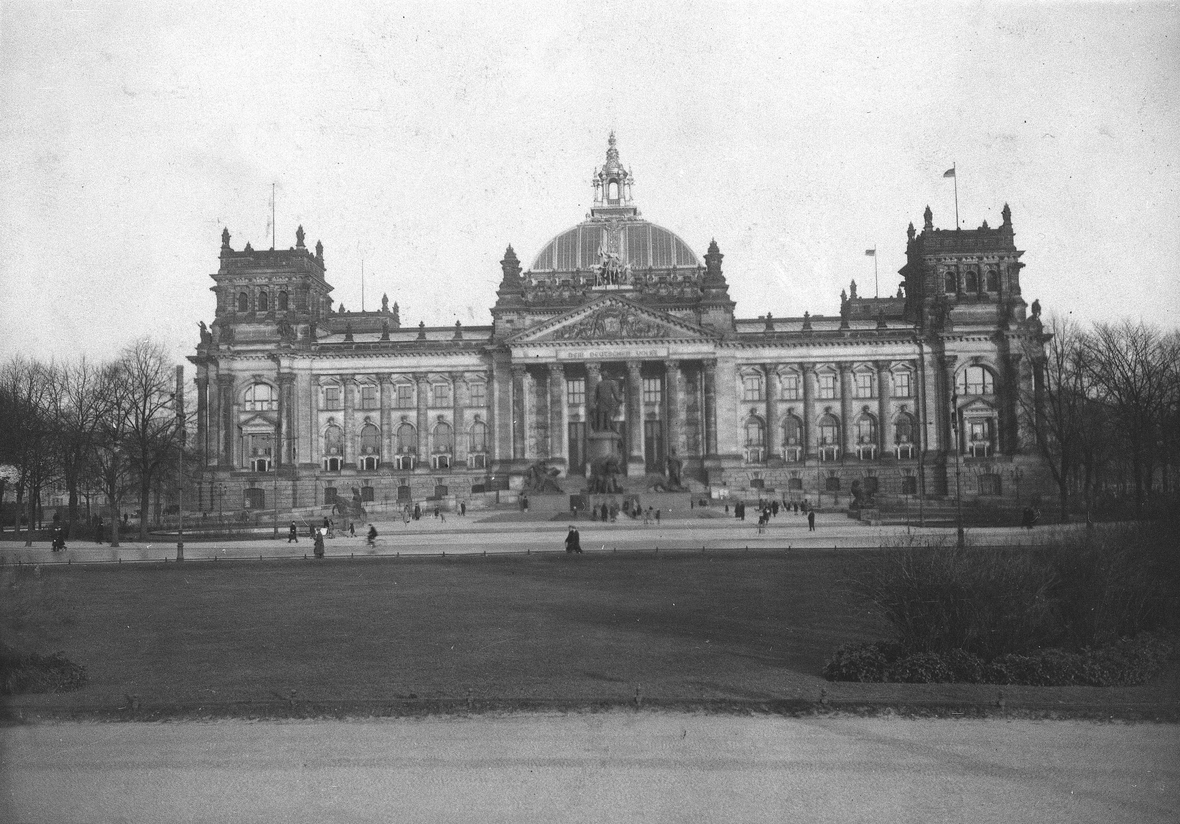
[2,714,1176,823]
[0,512,1079,564]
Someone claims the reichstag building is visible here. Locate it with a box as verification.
[190,135,1049,512]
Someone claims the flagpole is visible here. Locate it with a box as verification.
[271,183,276,249]
[953,162,959,228]
[874,251,879,298]
[361,259,365,312]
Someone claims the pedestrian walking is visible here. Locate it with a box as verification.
[366,524,378,548]
[460,501,466,516]
[288,521,299,543]
[313,529,325,558]
[654,508,660,525]
[807,509,816,531]
[565,525,583,554]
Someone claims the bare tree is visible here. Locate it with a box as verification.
[49,358,112,535]
[1084,321,1174,505]
[117,339,184,541]
[0,357,59,545]
[1021,316,1091,522]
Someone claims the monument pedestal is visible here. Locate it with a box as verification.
[586,430,624,494]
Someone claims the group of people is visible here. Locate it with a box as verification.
[584,500,663,524]
[730,498,816,532]
[288,519,379,558]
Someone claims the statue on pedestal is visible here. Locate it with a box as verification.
[590,377,622,433]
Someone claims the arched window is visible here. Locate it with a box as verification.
[359,423,380,455]
[244,382,276,411]
[783,416,803,446]
[957,365,995,396]
[469,420,489,452]
[258,291,269,312]
[396,422,417,454]
[985,269,999,292]
[944,271,956,293]
[894,413,915,444]
[277,291,289,311]
[237,292,249,312]
[744,416,765,447]
[323,424,343,456]
[855,415,877,445]
[964,270,979,293]
[433,421,453,453]
[819,414,840,446]
[608,180,619,200]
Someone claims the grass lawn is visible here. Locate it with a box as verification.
[3,550,1177,719]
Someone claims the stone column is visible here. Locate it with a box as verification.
[511,365,526,461]
[309,376,321,467]
[1003,354,1023,454]
[490,351,513,465]
[276,373,295,466]
[839,363,854,455]
[218,374,236,468]
[626,360,644,470]
[523,369,538,460]
[195,372,209,467]
[342,374,355,468]
[452,374,466,465]
[765,366,780,459]
[940,355,959,455]
[703,360,718,457]
[415,373,430,460]
[548,363,565,465]
[664,360,682,462]
[876,361,892,454]
[802,365,816,459]
[380,376,393,464]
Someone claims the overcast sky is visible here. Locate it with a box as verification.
[2,1,1177,368]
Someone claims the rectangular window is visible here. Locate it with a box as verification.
[361,385,378,409]
[360,486,375,502]
[854,373,873,398]
[742,375,764,402]
[432,383,451,407]
[324,386,342,410]
[818,374,837,399]
[396,384,413,408]
[642,377,662,405]
[781,374,801,400]
[893,371,912,398]
[468,383,486,407]
[567,378,586,406]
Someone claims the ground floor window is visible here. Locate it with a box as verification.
[978,473,1002,496]
[901,475,918,495]
[825,475,841,492]
[397,485,412,503]
[361,485,375,503]
[244,488,265,510]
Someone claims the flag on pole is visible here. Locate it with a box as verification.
[864,249,876,257]
[943,167,956,178]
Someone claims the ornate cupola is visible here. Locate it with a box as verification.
[491,244,528,338]
[591,131,638,219]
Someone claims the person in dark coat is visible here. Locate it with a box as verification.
[367,524,378,548]
[807,509,816,531]
[313,529,325,558]
[288,521,299,543]
[565,525,582,554]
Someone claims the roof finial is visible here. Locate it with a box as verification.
[605,131,620,170]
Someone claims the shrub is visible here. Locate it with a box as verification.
[0,645,88,695]
[843,519,1180,661]
[824,635,1175,687]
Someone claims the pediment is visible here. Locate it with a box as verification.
[960,398,996,414]
[509,296,717,344]
[238,412,276,430]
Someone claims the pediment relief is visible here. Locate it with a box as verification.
[511,297,714,343]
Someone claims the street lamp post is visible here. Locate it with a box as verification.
[951,392,964,548]
[177,420,185,562]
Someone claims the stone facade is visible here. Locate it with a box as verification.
[189,136,1051,512]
